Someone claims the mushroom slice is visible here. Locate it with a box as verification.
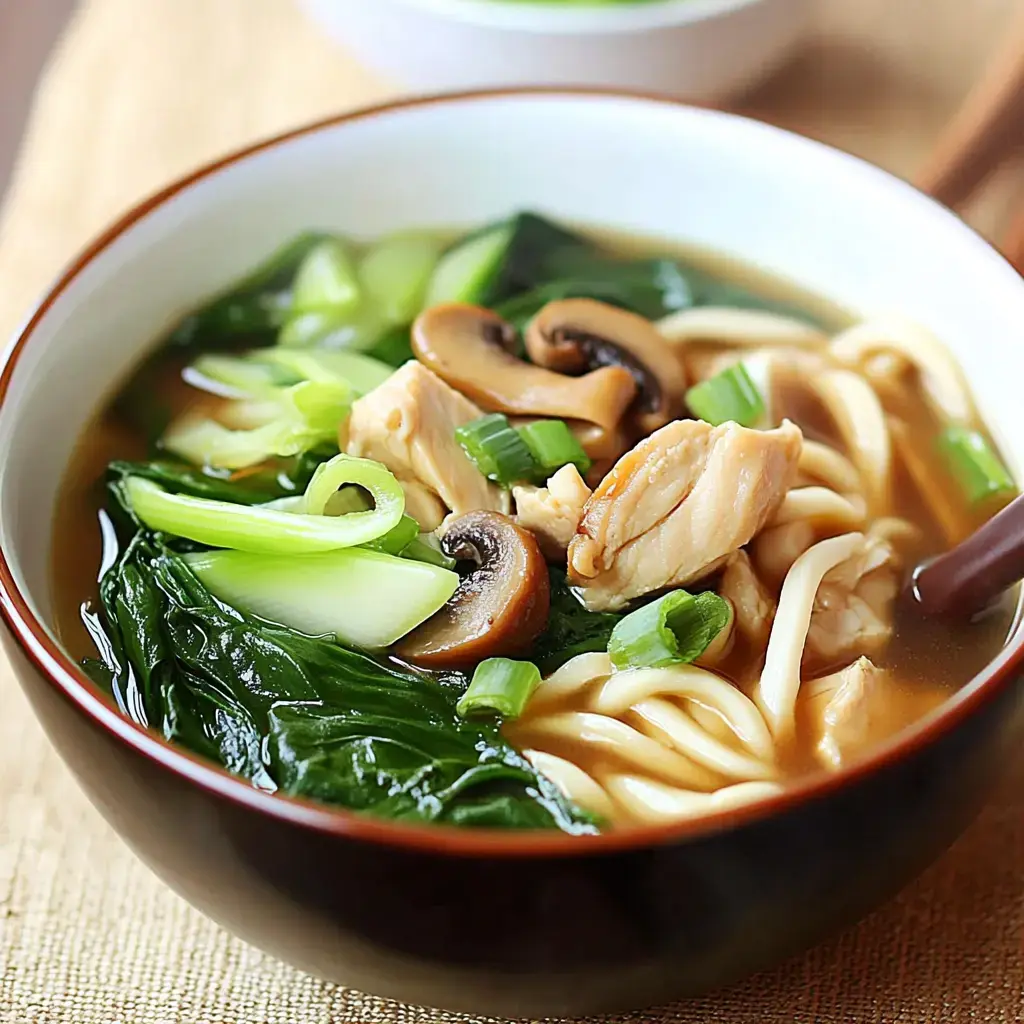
[396,511,550,669]
[524,299,687,434]
[412,304,637,458]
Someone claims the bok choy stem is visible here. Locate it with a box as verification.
[124,454,404,554]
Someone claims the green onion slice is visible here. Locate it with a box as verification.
[937,426,1015,506]
[608,590,731,670]
[457,658,543,720]
[685,363,765,428]
[124,453,404,554]
[518,420,592,478]
[455,413,538,486]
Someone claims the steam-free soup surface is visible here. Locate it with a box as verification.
[52,213,1017,833]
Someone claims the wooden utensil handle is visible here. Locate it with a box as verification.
[911,493,1024,618]
[916,5,1024,210]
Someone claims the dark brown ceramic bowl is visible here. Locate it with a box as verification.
[2,91,1023,1017]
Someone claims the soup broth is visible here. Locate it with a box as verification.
[51,213,1018,833]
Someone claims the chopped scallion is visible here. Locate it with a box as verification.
[455,413,538,486]
[937,426,1015,506]
[685,363,765,428]
[518,420,592,478]
[608,590,731,670]
[457,658,542,720]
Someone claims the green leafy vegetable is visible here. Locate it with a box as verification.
[121,453,404,554]
[608,590,731,670]
[85,534,593,832]
[457,658,542,720]
[107,448,334,508]
[162,379,352,470]
[166,232,329,351]
[185,545,458,649]
[532,569,623,673]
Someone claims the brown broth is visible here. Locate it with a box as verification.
[49,226,1019,801]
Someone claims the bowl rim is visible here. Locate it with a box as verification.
[367,0,768,34]
[2,86,1022,860]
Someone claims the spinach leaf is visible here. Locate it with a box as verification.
[85,531,595,833]
[532,568,623,674]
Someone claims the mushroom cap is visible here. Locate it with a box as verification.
[525,298,688,435]
[411,303,637,458]
[396,510,550,670]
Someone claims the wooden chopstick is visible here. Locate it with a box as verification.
[916,5,1024,212]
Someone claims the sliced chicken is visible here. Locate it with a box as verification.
[804,534,899,667]
[346,361,509,531]
[802,657,887,769]
[719,551,776,647]
[513,464,592,561]
[568,419,803,611]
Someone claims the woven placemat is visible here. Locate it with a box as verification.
[0,1,1021,1021]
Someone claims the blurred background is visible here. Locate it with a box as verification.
[0,1,1021,1022]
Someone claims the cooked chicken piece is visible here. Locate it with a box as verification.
[802,657,887,769]
[568,419,803,611]
[804,534,899,667]
[719,551,776,647]
[346,361,509,531]
[513,464,592,561]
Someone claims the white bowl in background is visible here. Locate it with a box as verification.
[299,0,812,102]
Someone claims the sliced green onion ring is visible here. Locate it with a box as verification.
[457,658,542,720]
[518,419,591,478]
[937,426,1015,506]
[455,413,538,486]
[685,363,765,428]
[608,590,731,670]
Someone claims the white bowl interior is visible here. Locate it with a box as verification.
[3,94,1024,655]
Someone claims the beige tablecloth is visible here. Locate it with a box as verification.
[0,1,1022,1021]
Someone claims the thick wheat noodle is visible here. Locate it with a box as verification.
[510,711,723,790]
[771,486,866,529]
[591,664,775,761]
[757,532,865,737]
[798,440,861,493]
[523,750,616,820]
[868,515,923,548]
[528,652,614,709]
[600,775,785,824]
[629,698,777,781]
[831,318,975,424]
[656,307,828,348]
[809,370,892,512]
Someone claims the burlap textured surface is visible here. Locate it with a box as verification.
[0,1,1021,1021]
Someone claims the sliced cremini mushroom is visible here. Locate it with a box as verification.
[525,298,687,434]
[396,510,550,669]
[412,304,637,460]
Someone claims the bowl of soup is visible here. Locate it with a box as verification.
[1,92,1022,1016]
[299,0,811,101]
